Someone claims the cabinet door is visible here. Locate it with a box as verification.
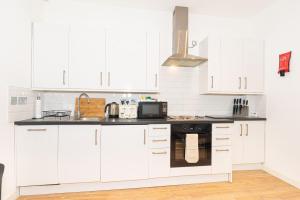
[208,37,221,92]
[32,23,69,89]
[148,148,170,178]
[220,38,243,93]
[69,25,106,89]
[16,126,58,186]
[101,125,148,182]
[232,122,244,164]
[243,121,265,164]
[147,32,160,91]
[243,39,264,93]
[212,146,232,174]
[58,125,101,183]
[106,31,147,91]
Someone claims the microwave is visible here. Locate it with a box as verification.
[138,102,168,119]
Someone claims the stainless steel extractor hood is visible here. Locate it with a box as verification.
[162,6,207,67]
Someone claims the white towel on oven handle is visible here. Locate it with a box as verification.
[185,133,199,163]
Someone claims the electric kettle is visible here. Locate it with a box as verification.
[105,102,119,118]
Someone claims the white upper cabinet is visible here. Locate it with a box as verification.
[32,23,160,92]
[106,30,148,91]
[199,36,264,94]
[101,125,148,182]
[242,39,265,93]
[58,125,101,184]
[69,25,106,90]
[32,23,69,89]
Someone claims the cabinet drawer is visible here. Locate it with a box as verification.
[148,136,170,148]
[148,124,170,137]
[212,124,233,135]
[148,148,170,178]
[212,134,232,147]
[212,146,232,174]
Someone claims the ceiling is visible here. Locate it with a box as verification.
[77,0,278,18]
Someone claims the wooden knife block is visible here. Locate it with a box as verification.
[75,98,105,118]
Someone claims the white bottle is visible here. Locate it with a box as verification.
[35,95,42,119]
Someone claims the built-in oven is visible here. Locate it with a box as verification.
[171,123,212,168]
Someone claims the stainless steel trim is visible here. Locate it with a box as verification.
[216,138,230,140]
[245,77,248,89]
[27,128,47,132]
[152,151,167,155]
[95,129,98,146]
[144,129,146,145]
[215,126,230,129]
[240,124,243,136]
[211,76,214,89]
[63,70,66,85]
[155,73,158,88]
[216,149,229,152]
[152,127,167,130]
[100,72,103,86]
[239,77,242,89]
[246,124,249,136]
[152,139,168,143]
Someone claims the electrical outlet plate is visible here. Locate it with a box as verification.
[18,97,27,105]
[11,97,18,105]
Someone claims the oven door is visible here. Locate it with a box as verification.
[171,131,211,168]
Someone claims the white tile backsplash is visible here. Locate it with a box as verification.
[40,67,266,117]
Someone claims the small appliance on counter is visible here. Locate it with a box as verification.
[105,102,119,118]
[138,101,167,119]
[34,95,42,119]
[119,99,138,119]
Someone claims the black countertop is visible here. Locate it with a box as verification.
[14,117,234,126]
[206,115,267,121]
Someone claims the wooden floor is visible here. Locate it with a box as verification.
[18,171,300,200]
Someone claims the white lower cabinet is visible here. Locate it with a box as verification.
[15,126,59,186]
[232,121,265,164]
[211,124,233,174]
[58,125,101,183]
[100,125,148,182]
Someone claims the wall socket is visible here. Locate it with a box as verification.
[11,97,18,105]
[18,97,28,105]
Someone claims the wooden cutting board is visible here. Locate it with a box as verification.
[75,98,106,118]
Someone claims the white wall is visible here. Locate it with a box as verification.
[251,0,300,188]
[36,0,266,117]
[0,1,33,199]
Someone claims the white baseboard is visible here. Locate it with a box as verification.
[263,166,300,189]
[5,192,19,200]
[19,174,230,196]
[233,163,263,171]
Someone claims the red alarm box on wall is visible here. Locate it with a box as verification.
[278,51,292,76]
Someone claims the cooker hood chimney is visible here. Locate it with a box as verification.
[162,6,207,67]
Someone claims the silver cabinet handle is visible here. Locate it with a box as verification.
[240,124,243,136]
[155,73,158,88]
[27,128,47,132]
[108,72,111,87]
[152,139,168,143]
[216,149,230,152]
[63,70,66,85]
[152,127,167,130]
[216,138,230,140]
[239,77,242,89]
[215,126,230,129]
[244,77,247,89]
[246,124,249,136]
[152,151,167,155]
[100,72,103,86]
[144,129,146,145]
[211,76,214,89]
[95,129,98,146]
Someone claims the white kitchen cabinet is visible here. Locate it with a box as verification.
[32,23,69,89]
[199,36,264,94]
[106,30,148,91]
[212,147,232,174]
[58,125,101,183]
[242,39,265,93]
[15,126,59,186]
[148,149,170,178]
[147,32,160,91]
[101,125,148,182]
[69,25,106,89]
[232,121,265,165]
